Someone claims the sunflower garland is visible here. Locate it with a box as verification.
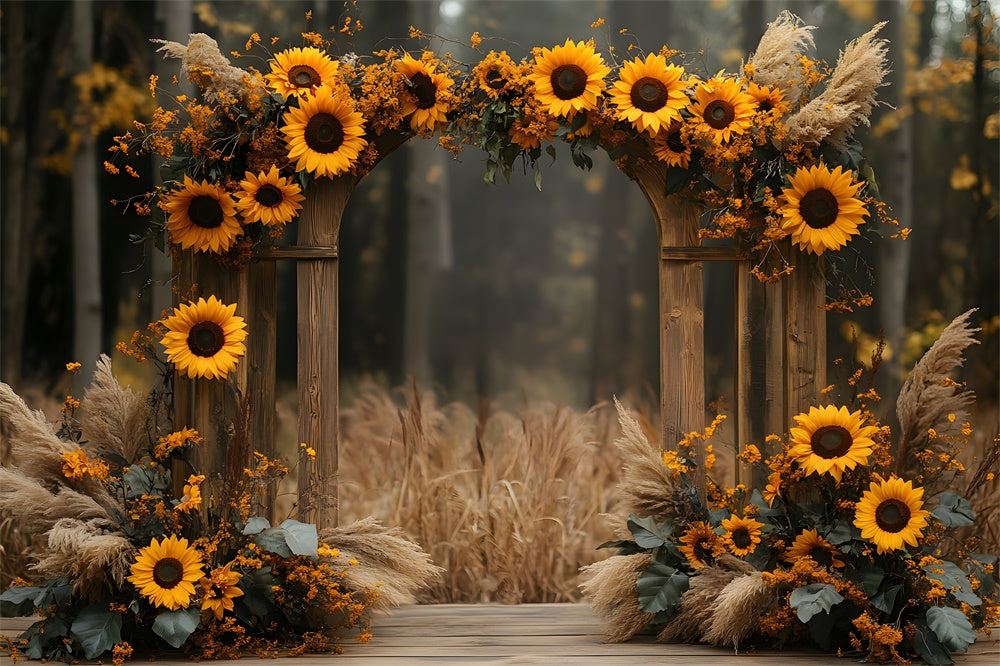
[159,295,248,380]
[281,85,368,178]
[265,46,341,98]
[528,38,610,118]
[690,75,756,144]
[395,52,455,131]
[609,53,689,135]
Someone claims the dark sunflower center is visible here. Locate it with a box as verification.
[484,69,505,90]
[799,188,840,229]
[551,64,587,100]
[187,195,224,229]
[808,545,833,567]
[254,184,284,208]
[187,321,225,358]
[693,538,712,562]
[875,499,912,533]
[152,557,184,589]
[288,64,321,88]
[408,72,437,109]
[704,99,735,129]
[304,113,344,154]
[758,99,774,112]
[810,425,854,459]
[666,130,685,153]
[631,76,668,112]
[732,528,752,549]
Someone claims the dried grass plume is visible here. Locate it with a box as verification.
[81,354,149,463]
[784,22,890,150]
[701,572,773,648]
[151,33,258,102]
[746,11,816,102]
[579,553,654,642]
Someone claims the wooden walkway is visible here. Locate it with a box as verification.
[2,603,998,664]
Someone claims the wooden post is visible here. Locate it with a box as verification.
[172,251,249,522]
[296,177,354,530]
[625,160,707,505]
[246,260,277,520]
[784,248,827,420]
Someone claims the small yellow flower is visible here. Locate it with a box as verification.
[66,361,82,373]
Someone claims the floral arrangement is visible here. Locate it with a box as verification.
[581,309,999,664]
[0,354,440,662]
[104,9,900,306]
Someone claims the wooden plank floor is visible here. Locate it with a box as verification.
[3,603,998,664]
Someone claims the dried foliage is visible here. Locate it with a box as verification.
[578,553,653,643]
[318,517,443,611]
[150,33,255,103]
[700,572,772,648]
[657,556,752,643]
[785,22,890,150]
[80,354,150,463]
[338,381,620,603]
[746,10,816,103]
[896,309,979,478]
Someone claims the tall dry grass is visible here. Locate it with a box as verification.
[337,380,623,603]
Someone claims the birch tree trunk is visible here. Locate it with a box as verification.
[72,0,102,387]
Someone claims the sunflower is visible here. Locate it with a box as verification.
[529,39,610,118]
[395,53,454,131]
[265,46,340,98]
[128,535,205,610]
[762,471,783,507]
[610,53,688,135]
[780,164,869,255]
[787,405,876,483]
[472,50,523,99]
[163,176,243,254]
[783,528,845,568]
[652,121,692,168]
[160,295,248,380]
[854,476,930,554]
[200,563,244,620]
[235,165,305,226]
[721,515,765,557]
[747,81,786,114]
[678,521,723,569]
[691,75,756,144]
[282,85,367,178]
[175,474,205,513]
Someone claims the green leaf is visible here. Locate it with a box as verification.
[627,514,671,549]
[70,603,122,659]
[596,539,645,555]
[870,583,901,614]
[534,168,543,191]
[923,561,981,607]
[826,519,861,545]
[636,562,688,615]
[123,466,153,498]
[278,519,318,557]
[931,492,976,528]
[913,615,953,665]
[254,527,292,557]
[926,606,976,653]
[788,583,844,623]
[0,586,42,616]
[243,516,271,535]
[152,607,200,649]
[969,554,997,597]
[845,562,884,596]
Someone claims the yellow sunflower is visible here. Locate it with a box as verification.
[160,295,248,380]
[282,85,367,178]
[175,474,205,513]
[762,471,782,507]
[747,81,786,114]
[854,476,930,554]
[788,405,876,483]
[162,176,243,254]
[678,521,723,569]
[652,121,692,168]
[529,39,610,118]
[128,535,205,610]
[610,53,688,135]
[235,164,305,226]
[783,528,845,568]
[265,46,340,98]
[200,563,244,620]
[780,164,869,256]
[395,53,454,131]
[691,75,756,144]
[473,50,523,99]
[721,515,765,557]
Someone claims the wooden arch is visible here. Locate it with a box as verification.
[174,144,827,529]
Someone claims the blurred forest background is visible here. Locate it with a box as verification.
[1,0,997,424]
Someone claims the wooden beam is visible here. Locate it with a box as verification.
[296,177,355,529]
[660,246,739,261]
[784,249,827,421]
[246,260,277,521]
[255,245,339,261]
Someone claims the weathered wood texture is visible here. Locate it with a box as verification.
[296,177,355,530]
[246,259,277,519]
[4,603,996,664]
[784,247,827,417]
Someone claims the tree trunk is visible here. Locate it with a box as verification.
[72,0,103,388]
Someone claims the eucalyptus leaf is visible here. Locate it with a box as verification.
[923,561,980,607]
[627,514,671,549]
[636,561,688,616]
[0,586,42,616]
[826,519,860,545]
[254,527,293,557]
[926,606,976,653]
[870,583,901,614]
[122,466,153,498]
[845,562,884,596]
[913,615,953,665]
[152,607,200,649]
[788,583,843,623]
[278,519,318,557]
[931,492,976,528]
[70,603,122,659]
[243,516,271,535]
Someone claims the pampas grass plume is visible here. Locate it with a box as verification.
[702,572,773,649]
[579,553,653,642]
[746,11,816,101]
[81,354,149,463]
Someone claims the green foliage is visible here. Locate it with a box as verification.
[925,606,977,654]
[151,607,200,649]
[636,561,689,616]
[70,603,123,659]
[931,492,976,528]
[788,583,844,623]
